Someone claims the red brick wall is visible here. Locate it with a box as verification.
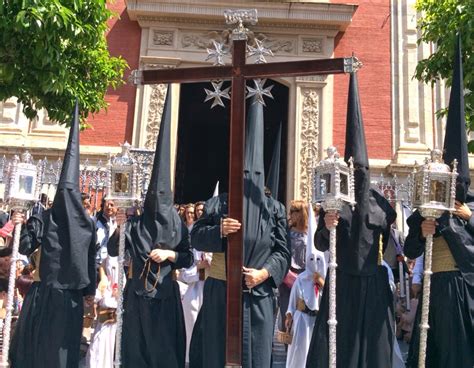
[331,0,392,160]
[81,0,140,147]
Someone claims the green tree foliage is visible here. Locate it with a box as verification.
[0,0,127,125]
[414,0,474,150]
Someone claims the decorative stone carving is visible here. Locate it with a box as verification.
[299,89,319,201]
[253,33,294,54]
[181,30,231,50]
[181,30,294,55]
[152,30,174,46]
[145,84,168,150]
[302,38,323,53]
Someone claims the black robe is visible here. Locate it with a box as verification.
[189,193,290,368]
[306,189,396,368]
[404,208,474,368]
[108,216,193,368]
[9,211,96,368]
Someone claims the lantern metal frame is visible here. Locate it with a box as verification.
[312,146,356,211]
[4,151,41,211]
[106,142,140,208]
[409,149,457,219]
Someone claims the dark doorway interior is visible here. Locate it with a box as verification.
[174,80,288,204]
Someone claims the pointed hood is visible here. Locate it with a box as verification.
[243,98,266,262]
[344,72,370,204]
[41,101,95,289]
[302,202,327,311]
[266,121,282,199]
[141,85,182,248]
[443,33,470,202]
[56,101,80,191]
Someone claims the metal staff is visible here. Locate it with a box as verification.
[114,224,126,367]
[0,220,21,367]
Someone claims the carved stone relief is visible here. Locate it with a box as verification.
[299,89,319,201]
[180,30,295,55]
[145,84,168,150]
[302,38,323,54]
[152,30,174,46]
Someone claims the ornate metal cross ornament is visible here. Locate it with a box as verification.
[204,81,231,108]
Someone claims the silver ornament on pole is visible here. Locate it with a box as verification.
[1,151,40,367]
[312,146,356,368]
[408,148,457,368]
[107,142,140,368]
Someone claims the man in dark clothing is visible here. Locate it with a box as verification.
[9,103,97,368]
[306,73,396,368]
[189,100,290,368]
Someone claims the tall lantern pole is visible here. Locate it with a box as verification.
[1,151,40,367]
[409,149,457,368]
[313,146,355,368]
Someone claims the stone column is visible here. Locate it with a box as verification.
[291,75,331,202]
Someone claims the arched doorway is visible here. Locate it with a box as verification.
[174,80,289,204]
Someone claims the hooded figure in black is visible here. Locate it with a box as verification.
[107,86,193,368]
[189,99,290,368]
[405,34,474,368]
[306,72,396,368]
[10,102,97,368]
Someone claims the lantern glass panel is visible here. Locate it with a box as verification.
[340,173,348,195]
[12,165,37,200]
[113,172,131,194]
[321,173,332,195]
[429,180,447,202]
[414,179,423,203]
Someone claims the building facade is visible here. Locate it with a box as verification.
[0,0,464,206]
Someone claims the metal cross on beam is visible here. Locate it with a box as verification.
[132,9,361,367]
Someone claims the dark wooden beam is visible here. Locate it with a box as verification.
[225,39,246,367]
[142,66,233,85]
[241,57,347,79]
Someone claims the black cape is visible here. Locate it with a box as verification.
[306,189,396,368]
[405,208,474,368]
[189,193,290,368]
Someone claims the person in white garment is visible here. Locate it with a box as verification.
[179,203,211,364]
[285,202,327,368]
[86,254,120,368]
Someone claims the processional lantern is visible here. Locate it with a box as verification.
[313,146,356,211]
[4,151,41,210]
[1,151,41,368]
[312,146,356,368]
[408,148,457,368]
[106,142,140,208]
[410,148,457,218]
[106,142,140,368]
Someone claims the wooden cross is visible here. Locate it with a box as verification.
[138,28,358,367]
